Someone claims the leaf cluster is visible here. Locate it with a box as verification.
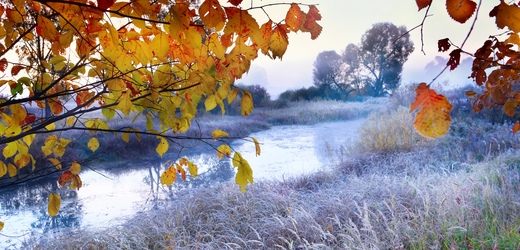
[0,0,322,225]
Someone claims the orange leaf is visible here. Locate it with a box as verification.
[11,65,24,76]
[285,3,303,32]
[504,100,518,117]
[410,83,453,138]
[416,0,432,11]
[160,164,176,186]
[37,16,58,41]
[49,98,63,115]
[58,170,74,186]
[199,0,226,31]
[465,90,477,97]
[176,164,186,180]
[513,121,520,135]
[446,0,477,23]
[490,1,520,33]
[228,0,242,6]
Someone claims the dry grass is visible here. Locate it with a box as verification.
[26,149,520,249]
[257,98,388,125]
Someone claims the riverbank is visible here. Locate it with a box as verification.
[25,107,520,249]
[24,98,388,172]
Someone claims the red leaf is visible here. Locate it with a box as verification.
[227,0,242,6]
[22,113,36,125]
[438,38,450,52]
[0,58,7,72]
[11,65,24,76]
[416,0,432,11]
[97,0,115,10]
[447,49,461,71]
[184,93,192,102]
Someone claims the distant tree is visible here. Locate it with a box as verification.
[359,22,414,97]
[312,50,360,98]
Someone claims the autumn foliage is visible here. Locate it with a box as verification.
[411,0,520,138]
[0,0,321,226]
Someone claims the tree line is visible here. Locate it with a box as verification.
[278,22,415,102]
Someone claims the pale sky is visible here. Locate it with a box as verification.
[239,0,503,98]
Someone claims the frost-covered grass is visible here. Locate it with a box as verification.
[24,97,520,249]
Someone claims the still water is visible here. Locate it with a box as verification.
[0,119,364,248]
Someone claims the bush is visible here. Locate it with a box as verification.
[353,106,424,153]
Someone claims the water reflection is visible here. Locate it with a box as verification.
[143,153,235,208]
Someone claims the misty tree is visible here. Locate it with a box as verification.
[312,50,360,98]
[359,22,414,97]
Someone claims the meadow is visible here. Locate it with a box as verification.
[22,87,520,249]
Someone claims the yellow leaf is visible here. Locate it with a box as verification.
[48,158,62,170]
[216,144,231,159]
[69,174,82,190]
[271,24,289,59]
[152,32,170,62]
[66,117,75,126]
[410,83,453,138]
[205,95,217,111]
[146,117,153,131]
[228,88,240,104]
[122,128,131,143]
[0,221,3,231]
[3,142,17,158]
[233,152,253,193]
[134,128,141,141]
[252,137,260,156]
[23,134,35,147]
[0,161,7,177]
[241,90,254,116]
[212,129,229,140]
[160,164,176,187]
[188,161,197,178]
[70,161,81,175]
[8,163,17,178]
[156,137,168,157]
[117,92,133,116]
[30,154,35,171]
[48,193,61,217]
[45,123,55,131]
[88,137,99,152]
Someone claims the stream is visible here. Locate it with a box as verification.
[0,119,365,249]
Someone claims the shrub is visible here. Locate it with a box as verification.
[353,106,425,153]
